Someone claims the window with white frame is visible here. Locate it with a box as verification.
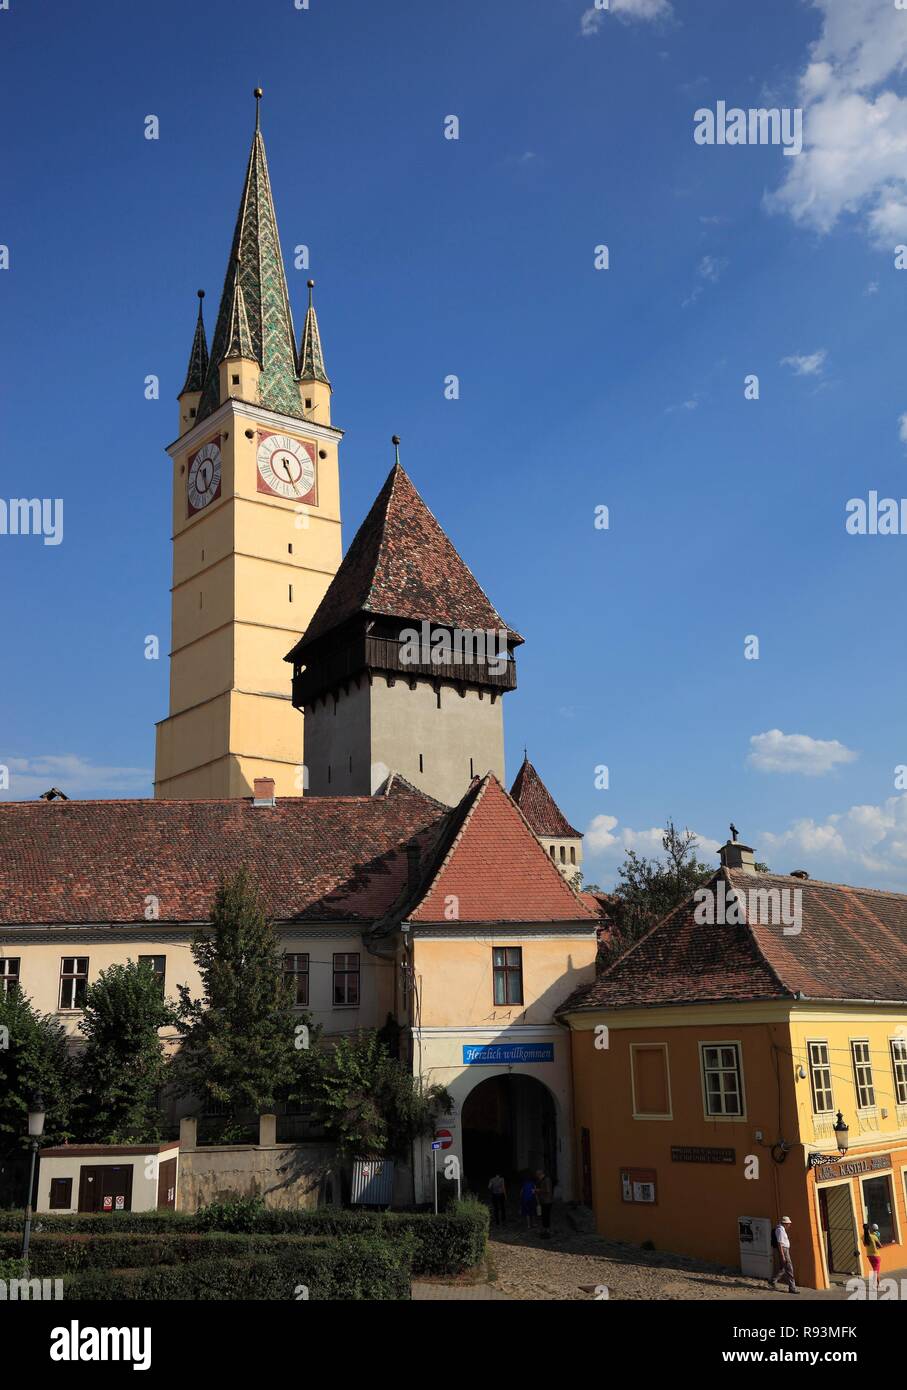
[851,1039,876,1109]
[700,1043,744,1117]
[890,1037,907,1106]
[807,1040,834,1114]
[0,958,20,997]
[59,957,88,1010]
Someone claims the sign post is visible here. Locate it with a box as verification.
[430,1139,442,1214]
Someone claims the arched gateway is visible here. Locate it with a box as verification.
[461,1073,558,1194]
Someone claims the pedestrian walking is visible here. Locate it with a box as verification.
[519,1174,537,1230]
[536,1169,553,1238]
[865,1222,882,1288]
[768,1215,798,1293]
[488,1172,507,1226]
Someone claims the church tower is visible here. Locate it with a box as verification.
[155,92,342,799]
[286,447,521,806]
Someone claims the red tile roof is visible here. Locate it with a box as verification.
[0,783,445,927]
[559,868,907,1012]
[289,463,522,652]
[509,756,580,838]
[407,774,598,925]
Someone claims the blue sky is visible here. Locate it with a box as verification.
[3,0,907,890]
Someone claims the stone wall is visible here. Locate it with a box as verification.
[176,1116,340,1213]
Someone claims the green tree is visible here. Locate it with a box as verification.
[75,961,178,1142]
[603,820,714,967]
[173,869,315,1119]
[311,1029,450,1160]
[0,988,76,1154]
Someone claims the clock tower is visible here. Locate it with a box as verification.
[154,92,342,799]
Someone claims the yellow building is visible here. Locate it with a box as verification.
[560,839,907,1290]
[155,93,342,800]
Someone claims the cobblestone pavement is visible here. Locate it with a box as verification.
[484,1221,850,1302]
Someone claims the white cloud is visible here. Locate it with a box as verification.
[682,254,728,307]
[580,0,672,36]
[898,411,907,443]
[865,280,879,294]
[767,0,907,245]
[585,813,721,862]
[780,349,828,376]
[0,754,152,801]
[747,729,858,777]
[760,794,907,883]
[698,253,726,282]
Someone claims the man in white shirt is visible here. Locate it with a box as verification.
[769,1215,798,1293]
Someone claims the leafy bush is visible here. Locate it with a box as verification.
[61,1237,411,1300]
[193,1195,266,1231]
[0,1256,26,1279]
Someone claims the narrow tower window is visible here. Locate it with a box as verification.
[469,758,474,778]
[288,543,293,555]
[419,754,424,772]
[288,584,293,602]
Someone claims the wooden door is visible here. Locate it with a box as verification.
[157,1157,177,1210]
[78,1164,133,1214]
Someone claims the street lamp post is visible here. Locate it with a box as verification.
[833,1110,849,1155]
[21,1095,46,1266]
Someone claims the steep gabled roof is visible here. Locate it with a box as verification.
[510,756,580,838]
[404,774,597,925]
[559,867,907,1014]
[197,118,303,423]
[290,462,522,652]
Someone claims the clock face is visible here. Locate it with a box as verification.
[256,433,316,501]
[187,440,222,513]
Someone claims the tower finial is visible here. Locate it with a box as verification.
[392,435,401,465]
[307,278,315,306]
[254,87,263,130]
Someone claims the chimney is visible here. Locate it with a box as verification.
[718,839,756,874]
[252,777,276,807]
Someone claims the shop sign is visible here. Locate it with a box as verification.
[814,1153,891,1183]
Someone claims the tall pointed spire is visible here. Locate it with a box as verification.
[298,278,330,385]
[197,89,303,422]
[179,290,209,395]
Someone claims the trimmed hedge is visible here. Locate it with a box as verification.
[61,1237,412,1301]
[0,1230,364,1276]
[0,1200,488,1277]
